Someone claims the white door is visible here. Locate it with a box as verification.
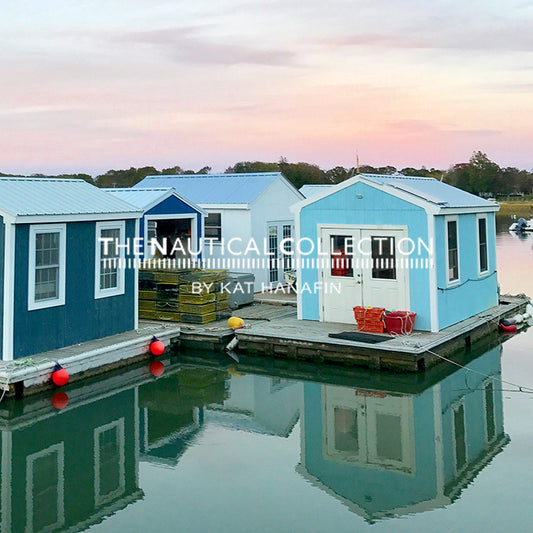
[267,221,294,286]
[321,226,409,324]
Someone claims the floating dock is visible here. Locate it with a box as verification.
[234,294,530,372]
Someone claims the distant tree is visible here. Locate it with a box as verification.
[468,151,500,194]
[225,161,280,173]
[325,166,354,183]
[161,166,185,175]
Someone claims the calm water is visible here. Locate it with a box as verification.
[1,227,533,533]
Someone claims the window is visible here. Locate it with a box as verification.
[453,402,467,472]
[282,224,292,272]
[447,219,459,283]
[330,235,353,277]
[484,380,496,442]
[478,217,488,274]
[94,419,125,506]
[95,221,125,299]
[28,224,66,311]
[204,213,221,242]
[268,225,278,282]
[26,443,65,533]
[371,236,396,280]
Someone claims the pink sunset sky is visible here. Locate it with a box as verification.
[1,0,533,176]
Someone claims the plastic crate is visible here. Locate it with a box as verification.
[358,322,384,333]
[384,311,416,335]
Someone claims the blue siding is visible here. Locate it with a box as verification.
[435,213,498,329]
[299,182,433,330]
[139,195,203,259]
[0,215,4,359]
[302,382,438,516]
[13,220,136,359]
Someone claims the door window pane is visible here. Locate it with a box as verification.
[330,236,353,277]
[282,224,292,272]
[100,228,120,290]
[334,407,359,452]
[269,226,278,282]
[205,213,221,241]
[485,381,496,441]
[371,237,396,279]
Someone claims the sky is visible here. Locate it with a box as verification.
[1,0,533,176]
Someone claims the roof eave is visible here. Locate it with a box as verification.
[13,211,143,224]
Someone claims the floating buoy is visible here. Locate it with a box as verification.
[150,361,165,377]
[52,392,69,409]
[228,316,245,329]
[150,337,165,356]
[52,365,69,387]
[499,322,517,333]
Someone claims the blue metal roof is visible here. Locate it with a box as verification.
[0,177,141,218]
[133,173,282,205]
[361,174,497,209]
[104,187,206,214]
[299,184,336,198]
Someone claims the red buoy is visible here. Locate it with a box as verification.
[150,361,165,377]
[150,337,165,356]
[52,392,69,409]
[499,323,517,333]
[52,367,69,387]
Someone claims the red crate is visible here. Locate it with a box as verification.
[353,306,385,323]
[358,322,384,333]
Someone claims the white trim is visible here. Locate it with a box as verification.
[94,418,126,507]
[14,212,141,224]
[143,213,199,260]
[444,216,460,287]
[427,214,439,332]
[435,206,499,215]
[26,442,65,533]
[476,214,489,277]
[2,219,15,360]
[295,206,303,320]
[95,221,126,299]
[28,224,67,311]
[198,203,248,210]
[134,218,139,330]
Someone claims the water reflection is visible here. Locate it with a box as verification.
[0,343,510,531]
[297,345,507,522]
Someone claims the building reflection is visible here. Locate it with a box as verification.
[296,345,508,521]
[0,342,510,531]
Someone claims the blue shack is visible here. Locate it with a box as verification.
[294,174,499,332]
[0,177,142,360]
[104,188,206,262]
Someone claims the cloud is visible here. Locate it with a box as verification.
[388,119,501,137]
[117,27,298,67]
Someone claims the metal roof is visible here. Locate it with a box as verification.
[299,184,336,198]
[361,174,497,209]
[133,173,282,205]
[0,177,141,218]
[104,187,207,215]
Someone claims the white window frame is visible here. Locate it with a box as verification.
[95,221,126,299]
[28,224,67,311]
[94,418,125,507]
[476,214,489,276]
[25,442,65,533]
[445,216,460,286]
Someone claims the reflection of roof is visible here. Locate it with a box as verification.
[134,173,289,205]
[204,406,299,438]
[0,177,142,218]
[105,187,207,215]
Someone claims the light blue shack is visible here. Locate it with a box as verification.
[134,173,304,290]
[0,178,142,360]
[104,188,206,261]
[294,174,500,332]
[298,345,507,521]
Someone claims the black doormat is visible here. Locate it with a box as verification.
[329,331,391,344]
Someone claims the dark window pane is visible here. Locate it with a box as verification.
[485,381,495,441]
[205,213,221,241]
[479,218,488,272]
[330,236,353,277]
[371,236,396,279]
[454,403,467,471]
[447,221,459,281]
[334,408,359,452]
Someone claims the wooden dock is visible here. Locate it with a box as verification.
[0,321,181,397]
[234,294,530,371]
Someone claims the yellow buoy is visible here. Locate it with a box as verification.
[228,316,245,329]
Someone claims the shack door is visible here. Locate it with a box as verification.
[321,227,409,324]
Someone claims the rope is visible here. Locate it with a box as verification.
[425,349,533,394]
[0,357,51,403]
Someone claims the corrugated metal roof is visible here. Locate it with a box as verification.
[361,174,496,209]
[299,184,336,198]
[0,177,141,218]
[105,187,206,215]
[133,173,281,205]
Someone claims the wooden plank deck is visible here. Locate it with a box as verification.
[0,321,181,395]
[235,294,530,371]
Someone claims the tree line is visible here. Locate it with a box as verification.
[2,151,532,196]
